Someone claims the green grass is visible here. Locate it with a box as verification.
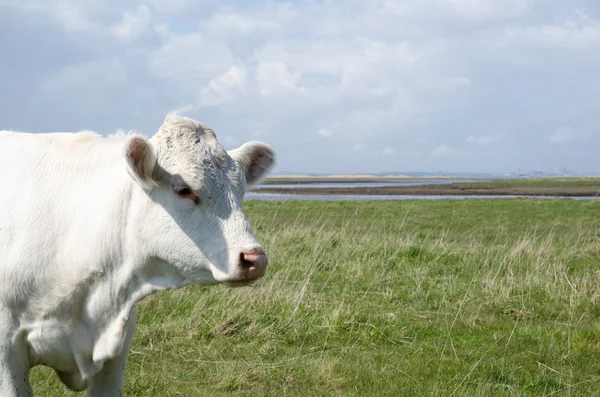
[30,200,600,396]
[455,177,600,189]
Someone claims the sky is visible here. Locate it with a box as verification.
[1,0,599,175]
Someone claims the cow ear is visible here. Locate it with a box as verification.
[228,141,276,188]
[124,135,158,189]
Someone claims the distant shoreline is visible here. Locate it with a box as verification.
[263,175,486,185]
[256,177,600,197]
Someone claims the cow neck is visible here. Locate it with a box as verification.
[81,181,190,375]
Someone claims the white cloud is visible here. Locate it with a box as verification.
[111,5,152,44]
[147,0,194,13]
[1,0,132,33]
[448,76,471,87]
[42,58,127,91]
[549,127,575,144]
[256,62,303,97]
[205,10,282,36]
[382,147,396,156]
[431,145,455,157]
[440,0,533,19]
[466,134,502,146]
[507,11,600,48]
[382,0,534,21]
[150,33,236,85]
[255,38,422,99]
[153,23,169,40]
[317,127,334,138]
[199,65,247,107]
[352,144,363,153]
[3,1,94,31]
[2,0,600,174]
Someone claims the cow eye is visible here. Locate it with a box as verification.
[174,185,191,196]
[172,184,199,203]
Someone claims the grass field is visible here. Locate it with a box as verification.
[451,177,600,190]
[30,199,600,396]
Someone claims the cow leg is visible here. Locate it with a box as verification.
[0,347,32,397]
[0,310,33,397]
[86,306,137,397]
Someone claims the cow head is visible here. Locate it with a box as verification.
[123,115,275,287]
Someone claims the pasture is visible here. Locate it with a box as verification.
[31,199,600,396]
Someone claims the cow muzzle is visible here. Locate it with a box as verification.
[239,248,268,279]
[224,248,268,287]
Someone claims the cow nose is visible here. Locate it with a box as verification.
[239,249,268,279]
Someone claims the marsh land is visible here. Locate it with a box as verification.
[257,177,600,197]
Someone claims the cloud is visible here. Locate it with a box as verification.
[147,0,201,13]
[507,10,600,48]
[317,128,334,138]
[448,77,471,87]
[42,58,127,92]
[150,33,236,87]
[549,128,575,144]
[466,134,502,146]
[111,5,153,44]
[431,145,455,157]
[199,65,247,107]
[256,62,303,97]
[204,8,283,37]
[352,144,363,153]
[1,0,600,174]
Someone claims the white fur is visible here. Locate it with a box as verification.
[0,115,275,396]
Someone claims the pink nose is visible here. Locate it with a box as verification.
[239,249,268,279]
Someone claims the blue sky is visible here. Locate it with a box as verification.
[1,0,599,174]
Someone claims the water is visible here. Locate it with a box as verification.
[246,179,600,201]
[246,180,599,201]
[257,179,475,189]
[245,192,599,201]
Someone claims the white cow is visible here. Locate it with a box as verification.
[0,115,276,396]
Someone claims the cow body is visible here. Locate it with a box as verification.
[0,116,275,396]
